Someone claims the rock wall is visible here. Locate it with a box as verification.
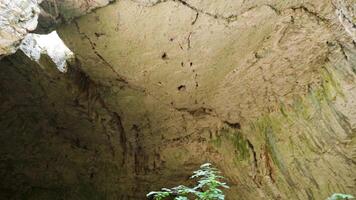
[0,0,113,57]
[57,0,356,199]
[37,0,115,33]
[0,0,355,199]
[0,53,134,199]
[0,0,41,56]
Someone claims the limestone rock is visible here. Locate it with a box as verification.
[36,0,115,33]
[57,0,356,199]
[0,0,113,57]
[0,0,41,56]
[0,52,132,199]
[0,0,355,199]
[334,0,356,41]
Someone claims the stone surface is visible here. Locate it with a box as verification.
[57,0,356,199]
[0,0,113,57]
[0,0,355,199]
[0,52,132,199]
[334,0,356,41]
[0,0,41,56]
[36,0,115,33]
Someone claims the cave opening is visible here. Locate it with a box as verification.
[20,31,74,73]
[0,0,355,199]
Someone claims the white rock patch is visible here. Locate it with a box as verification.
[0,0,42,56]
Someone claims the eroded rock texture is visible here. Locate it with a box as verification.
[0,0,355,199]
[0,0,113,57]
[0,0,41,56]
[37,0,115,32]
[0,52,132,199]
[57,0,356,199]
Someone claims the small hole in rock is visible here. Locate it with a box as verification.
[224,121,241,129]
[94,32,105,37]
[177,85,186,91]
[161,52,168,60]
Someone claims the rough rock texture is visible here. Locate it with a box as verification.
[57,0,356,199]
[0,0,112,57]
[0,52,132,199]
[334,0,356,41]
[0,0,41,56]
[0,0,355,199]
[36,0,115,33]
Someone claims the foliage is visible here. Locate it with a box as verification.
[327,193,354,200]
[147,163,229,200]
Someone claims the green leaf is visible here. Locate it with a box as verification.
[147,163,229,200]
[327,193,354,200]
[175,196,189,200]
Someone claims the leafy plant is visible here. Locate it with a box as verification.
[147,163,229,200]
[327,193,354,200]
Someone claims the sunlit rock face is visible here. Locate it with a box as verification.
[0,0,355,200]
[334,0,356,41]
[0,0,41,56]
[0,0,113,57]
